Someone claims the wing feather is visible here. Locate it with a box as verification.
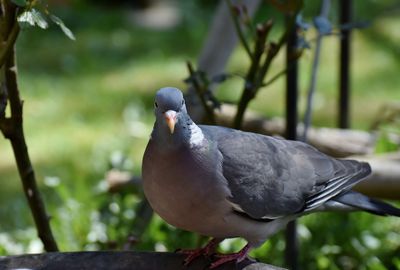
[200,125,371,220]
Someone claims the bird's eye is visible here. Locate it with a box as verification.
[155,102,158,108]
[181,100,184,105]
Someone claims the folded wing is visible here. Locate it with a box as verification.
[211,128,371,220]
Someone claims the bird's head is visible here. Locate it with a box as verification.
[154,87,188,135]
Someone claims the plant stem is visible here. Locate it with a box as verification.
[302,0,331,141]
[233,21,272,129]
[226,0,252,60]
[0,21,19,67]
[263,67,287,88]
[186,61,216,124]
[4,46,59,252]
[234,14,297,129]
[0,3,59,251]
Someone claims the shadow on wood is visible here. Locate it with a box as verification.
[0,251,287,270]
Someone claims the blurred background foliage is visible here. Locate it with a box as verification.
[0,0,399,269]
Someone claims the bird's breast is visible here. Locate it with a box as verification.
[142,142,229,233]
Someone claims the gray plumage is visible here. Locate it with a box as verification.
[142,87,400,249]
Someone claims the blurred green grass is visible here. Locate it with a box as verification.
[0,1,399,269]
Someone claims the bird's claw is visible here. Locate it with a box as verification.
[177,247,210,266]
[178,238,222,266]
[208,244,251,269]
[184,249,206,266]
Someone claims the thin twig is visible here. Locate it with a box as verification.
[186,61,216,124]
[262,67,287,88]
[4,45,59,252]
[0,21,19,67]
[226,0,253,60]
[248,21,273,83]
[241,5,257,40]
[233,21,272,128]
[234,13,299,129]
[0,83,6,117]
[255,15,295,85]
[302,0,331,141]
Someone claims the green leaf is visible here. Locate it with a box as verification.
[18,9,48,29]
[31,9,49,29]
[374,132,399,153]
[50,15,76,41]
[18,10,35,28]
[11,0,27,7]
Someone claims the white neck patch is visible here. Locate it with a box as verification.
[188,123,204,147]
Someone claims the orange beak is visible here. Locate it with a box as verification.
[164,110,177,134]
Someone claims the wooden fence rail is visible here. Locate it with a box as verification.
[0,251,286,270]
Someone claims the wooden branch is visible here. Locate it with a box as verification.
[0,1,60,252]
[0,251,287,270]
[353,152,400,200]
[0,20,19,67]
[2,46,59,252]
[215,104,375,157]
[0,2,59,251]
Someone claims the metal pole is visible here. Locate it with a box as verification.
[339,0,352,129]
[285,20,299,270]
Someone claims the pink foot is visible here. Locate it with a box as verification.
[178,238,222,266]
[209,244,251,269]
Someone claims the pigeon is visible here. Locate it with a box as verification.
[142,87,400,268]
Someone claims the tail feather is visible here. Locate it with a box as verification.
[333,191,400,217]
